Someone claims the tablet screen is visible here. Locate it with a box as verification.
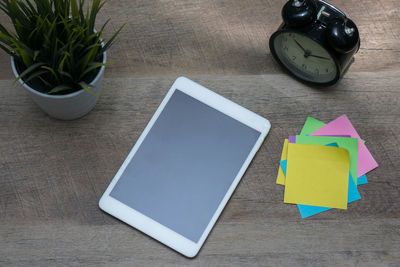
[110,89,261,242]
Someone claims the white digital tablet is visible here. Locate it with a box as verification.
[99,77,270,257]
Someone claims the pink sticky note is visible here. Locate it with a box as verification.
[310,115,378,177]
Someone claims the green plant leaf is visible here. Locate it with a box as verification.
[37,75,53,88]
[0,2,10,16]
[0,30,13,46]
[13,62,45,84]
[33,50,40,61]
[59,70,73,80]
[0,42,11,54]
[99,18,110,34]
[25,1,38,17]
[0,0,122,95]
[48,84,72,94]
[79,61,107,79]
[0,24,11,37]
[82,42,101,55]
[23,70,48,83]
[79,42,99,73]
[88,0,101,34]
[17,1,35,19]
[8,34,34,66]
[58,53,68,73]
[41,65,58,79]
[71,0,79,19]
[78,0,85,22]
[79,81,102,95]
[100,23,125,54]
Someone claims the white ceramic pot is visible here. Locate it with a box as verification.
[10,51,106,120]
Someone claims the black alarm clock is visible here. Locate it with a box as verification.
[269,0,360,86]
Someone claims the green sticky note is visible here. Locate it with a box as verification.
[295,135,358,185]
[300,116,366,141]
[300,117,326,135]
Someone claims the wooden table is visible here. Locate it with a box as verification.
[1,0,399,266]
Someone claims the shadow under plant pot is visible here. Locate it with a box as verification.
[10,51,106,120]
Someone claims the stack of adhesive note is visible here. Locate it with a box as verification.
[277,115,378,218]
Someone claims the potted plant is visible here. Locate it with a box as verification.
[0,0,124,120]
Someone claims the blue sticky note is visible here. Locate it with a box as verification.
[357,174,368,185]
[325,142,339,147]
[297,173,361,218]
[280,142,361,218]
[280,159,287,174]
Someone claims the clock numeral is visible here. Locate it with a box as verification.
[302,64,307,70]
[326,68,329,73]
[283,46,288,51]
[292,56,296,60]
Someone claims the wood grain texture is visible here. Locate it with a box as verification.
[0,0,399,79]
[1,72,400,266]
[1,0,400,265]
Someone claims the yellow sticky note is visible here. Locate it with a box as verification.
[284,143,350,209]
[276,139,288,185]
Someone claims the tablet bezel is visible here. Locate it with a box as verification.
[99,77,271,257]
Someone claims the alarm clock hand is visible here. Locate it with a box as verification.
[309,54,331,60]
[294,39,323,60]
[294,39,306,52]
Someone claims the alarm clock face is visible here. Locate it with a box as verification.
[271,32,339,84]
